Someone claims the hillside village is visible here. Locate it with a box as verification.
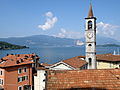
[1,4,120,90]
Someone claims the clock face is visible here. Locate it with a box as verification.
[87,32,93,38]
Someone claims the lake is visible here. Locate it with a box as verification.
[0,46,119,64]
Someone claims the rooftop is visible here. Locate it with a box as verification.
[0,54,40,67]
[62,54,120,63]
[47,69,120,89]
[97,54,120,62]
[40,54,120,69]
[40,63,52,67]
[62,56,87,68]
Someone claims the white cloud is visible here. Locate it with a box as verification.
[55,22,120,39]
[97,22,120,37]
[45,12,53,18]
[38,12,58,30]
[61,28,66,33]
[54,28,82,39]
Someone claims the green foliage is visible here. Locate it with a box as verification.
[0,41,28,50]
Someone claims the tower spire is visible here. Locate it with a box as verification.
[88,4,94,18]
[85,3,97,69]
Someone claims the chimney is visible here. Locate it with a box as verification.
[16,60,20,64]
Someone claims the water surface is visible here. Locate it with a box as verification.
[0,46,119,64]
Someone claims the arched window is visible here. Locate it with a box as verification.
[88,21,92,29]
[88,44,92,46]
[88,58,92,65]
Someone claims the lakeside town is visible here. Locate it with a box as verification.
[1,1,120,90]
[0,3,120,90]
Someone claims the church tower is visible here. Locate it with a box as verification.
[85,4,97,69]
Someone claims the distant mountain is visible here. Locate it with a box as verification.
[0,35,77,47]
[80,36,120,45]
[0,41,28,50]
[97,44,120,47]
[0,35,120,47]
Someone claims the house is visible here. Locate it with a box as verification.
[96,53,120,69]
[34,67,120,90]
[43,56,87,70]
[47,69,120,89]
[34,56,87,90]
[34,3,120,89]
[0,53,40,90]
[34,67,47,90]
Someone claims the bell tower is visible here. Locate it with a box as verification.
[85,4,97,69]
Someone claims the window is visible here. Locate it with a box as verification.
[43,79,46,82]
[25,76,28,80]
[18,68,22,74]
[18,76,28,82]
[44,73,47,76]
[0,71,2,75]
[88,58,92,65]
[22,76,28,81]
[2,79,3,85]
[0,79,1,84]
[18,86,22,90]
[18,77,20,82]
[88,44,92,46]
[22,76,25,81]
[88,21,92,29]
[24,67,27,72]
[18,77,22,82]
[0,79,3,85]
[24,85,31,90]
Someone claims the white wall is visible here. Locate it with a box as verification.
[34,70,46,90]
[50,63,73,70]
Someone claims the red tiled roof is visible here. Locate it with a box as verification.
[76,54,120,62]
[2,54,39,61]
[0,54,39,67]
[41,63,52,67]
[47,69,120,89]
[62,56,87,68]
[62,54,120,64]
[37,66,46,70]
[39,54,120,70]
[0,60,34,68]
[97,54,120,62]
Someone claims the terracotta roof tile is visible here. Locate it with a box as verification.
[47,69,120,89]
[40,54,120,70]
[0,54,39,67]
[62,56,87,68]
[62,54,120,64]
[97,54,120,62]
[37,66,47,70]
[41,63,52,67]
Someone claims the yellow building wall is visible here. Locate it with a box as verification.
[97,61,120,69]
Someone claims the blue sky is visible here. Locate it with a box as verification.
[0,0,120,40]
